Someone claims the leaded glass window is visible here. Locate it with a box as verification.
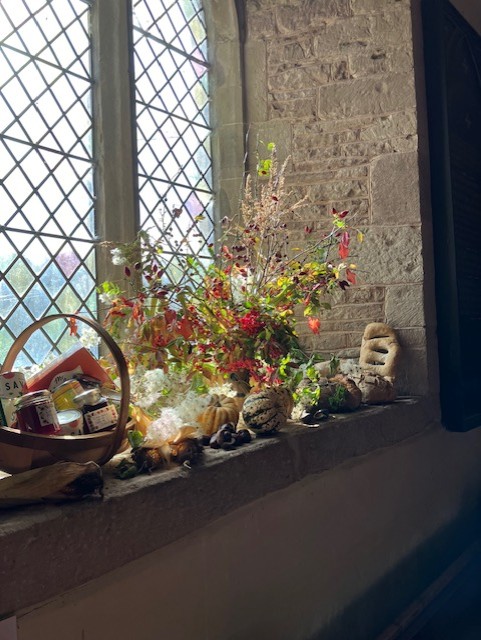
[0,0,213,367]
[132,0,213,286]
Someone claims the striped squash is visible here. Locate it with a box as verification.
[242,388,288,435]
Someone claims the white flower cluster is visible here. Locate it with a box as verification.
[99,290,117,305]
[144,407,183,447]
[130,368,210,425]
[110,247,127,266]
[79,327,101,350]
[133,370,212,446]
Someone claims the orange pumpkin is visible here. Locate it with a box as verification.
[196,394,240,435]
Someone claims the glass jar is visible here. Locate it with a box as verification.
[15,390,61,435]
[52,379,85,411]
[74,388,118,434]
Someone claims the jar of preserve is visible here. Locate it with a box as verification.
[52,379,84,411]
[15,390,61,435]
[74,388,118,434]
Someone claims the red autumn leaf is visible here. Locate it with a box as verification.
[307,317,321,334]
[178,317,194,339]
[164,309,177,325]
[339,243,349,259]
[346,268,356,284]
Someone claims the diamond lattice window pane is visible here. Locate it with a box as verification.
[0,0,96,366]
[132,0,213,285]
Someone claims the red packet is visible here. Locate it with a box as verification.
[26,343,113,392]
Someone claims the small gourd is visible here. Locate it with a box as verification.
[196,394,240,435]
[242,388,288,435]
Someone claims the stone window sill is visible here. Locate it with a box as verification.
[0,397,437,617]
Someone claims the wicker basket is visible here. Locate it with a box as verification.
[0,314,131,474]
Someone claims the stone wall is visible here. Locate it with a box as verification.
[243,0,431,396]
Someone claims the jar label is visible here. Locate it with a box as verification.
[0,398,16,427]
[52,380,85,411]
[0,372,26,399]
[85,404,118,433]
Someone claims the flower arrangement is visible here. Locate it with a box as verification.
[100,144,362,429]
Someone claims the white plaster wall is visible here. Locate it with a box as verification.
[16,424,481,640]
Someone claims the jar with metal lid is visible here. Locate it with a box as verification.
[52,379,85,411]
[74,388,118,434]
[15,390,61,435]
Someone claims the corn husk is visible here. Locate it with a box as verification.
[0,461,103,508]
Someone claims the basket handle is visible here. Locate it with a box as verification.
[1,314,130,465]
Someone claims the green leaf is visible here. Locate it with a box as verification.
[128,429,144,450]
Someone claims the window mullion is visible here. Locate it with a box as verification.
[92,0,137,287]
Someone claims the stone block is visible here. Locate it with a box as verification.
[371,152,421,224]
[267,37,316,66]
[320,319,372,332]
[288,164,369,183]
[345,330,366,350]
[324,136,418,161]
[217,177,245,220]
[269,96,318,119]
[358,111,418,141]
[210,80,244,127]
[293,128,358,152]
[308,179,369,202]
[246,9,276,39]
[361,226,424,285]
[318,74,416,120]
[331,285,385,305]
[269,88,321,102]
[395,348,429,396]
[352,0,410,13]
[317,302,385,321]
[295,156,372,173]
[385,284,425,327]
[215,124,248,180]
[349,46,413,78]
[299,330,348,352]
[276,0,352,35]
[369,9,413,49]
[245,40,268,122]
[268,65,331,92]
[302,113,383,134]
[312,16,375,54]
[396,328,428,349]
[207,0,241,42]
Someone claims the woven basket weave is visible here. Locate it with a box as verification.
[0,314,131,474]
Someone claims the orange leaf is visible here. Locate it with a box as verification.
[308,317,321,335]
[68,317,78,336]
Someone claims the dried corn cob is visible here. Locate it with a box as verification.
[0,461,103,508]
